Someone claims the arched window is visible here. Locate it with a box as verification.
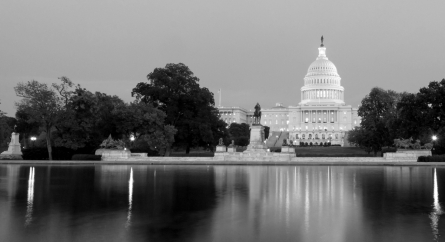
[309,134,312,139]
[302,134,306,139]
[322,134,325,139]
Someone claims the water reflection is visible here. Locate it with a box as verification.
[25,167,35,227]
[431,168,443,240]
[126,167,134,229]
[0,165,443,242]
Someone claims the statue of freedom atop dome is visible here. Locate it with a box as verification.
[320,35,324,47]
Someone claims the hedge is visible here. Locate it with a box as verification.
[418,155,445,162]
[297,153,375,157]
[72,154,102,161]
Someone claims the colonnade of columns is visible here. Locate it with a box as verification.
[300,110,337,123]
[302,89,343,100]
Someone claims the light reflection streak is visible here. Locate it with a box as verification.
[126,168,134,229]
[430,168,442,241]
[304,170,309,233]
[25,167,35,227]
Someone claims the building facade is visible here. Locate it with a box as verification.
[217,40,361,146]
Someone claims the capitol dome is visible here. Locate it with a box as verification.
[299,38,345,105]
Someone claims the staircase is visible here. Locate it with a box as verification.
[266,131,289,151]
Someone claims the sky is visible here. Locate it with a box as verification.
[1,0,444,116]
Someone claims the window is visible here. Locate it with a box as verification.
[302,134,305,139]
[296,134,299,139]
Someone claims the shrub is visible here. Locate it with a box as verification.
[72,154,102,160]
[417,155,445,162]
[297,153,375,157]
[22,147,97,160]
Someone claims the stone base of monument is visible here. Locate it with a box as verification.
[0,132,23,160]
[281,146,296,154]
[244,125,267,154]
[215,145,227,154]
[100,149,131,160]
[384,150,431,161]
[227,147,236,153]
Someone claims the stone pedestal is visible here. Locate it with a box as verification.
[100,149,131,160]
[384,150,431,161]
[0,132,23,160]
[215,145,227,153]
[227,147,236,153]
[281,146,296,154]
[244,125,267,153]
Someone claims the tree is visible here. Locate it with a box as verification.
[358,87,404,155]
[228,123,250,146]
[397,79,445,152]
[347,127,373,154]
[113,101,177,154]
[15,80,64,160]
[132,63,228,154]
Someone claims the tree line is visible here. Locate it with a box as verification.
[348,79,445,155]
[0,63,257,159]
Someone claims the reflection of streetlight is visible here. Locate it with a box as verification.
[30,136,36,147]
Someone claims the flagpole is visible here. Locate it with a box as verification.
[219,88,222,107]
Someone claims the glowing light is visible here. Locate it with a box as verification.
[25,167,35,227]
[432,135,438,141]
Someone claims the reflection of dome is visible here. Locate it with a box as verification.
[299,41,345,105]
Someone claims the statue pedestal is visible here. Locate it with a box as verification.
[100,149,131,160]
[244,125,267,153]
[384,150,431,161]
[215,145,227,153]
[0,132,23,160]
[281,146,295,154]
[227,147,236,153]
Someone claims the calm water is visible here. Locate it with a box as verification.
[0,165,443,242]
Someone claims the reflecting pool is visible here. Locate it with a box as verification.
[0,165,444,242]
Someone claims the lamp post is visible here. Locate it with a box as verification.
[30,136,36,148]
[432,135,437,153]
[130,135,135,149]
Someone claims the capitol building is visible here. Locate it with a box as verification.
[218,39,361,146]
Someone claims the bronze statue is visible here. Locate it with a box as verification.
[218,138,224,146]
[253,103,262,125]
[321,35,324,47]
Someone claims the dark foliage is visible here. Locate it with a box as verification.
[297,153,375,157]
[22,147,96,160]
[71,154,102,160]
[417,155,445,162]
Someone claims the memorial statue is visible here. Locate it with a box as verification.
[228,140,235,147]
[218,138,224,146]
[253,103,262,125]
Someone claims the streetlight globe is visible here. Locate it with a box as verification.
[432,135,437,141]
[130,136,135,141]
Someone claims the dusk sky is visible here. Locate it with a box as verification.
[1,0,444,116]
